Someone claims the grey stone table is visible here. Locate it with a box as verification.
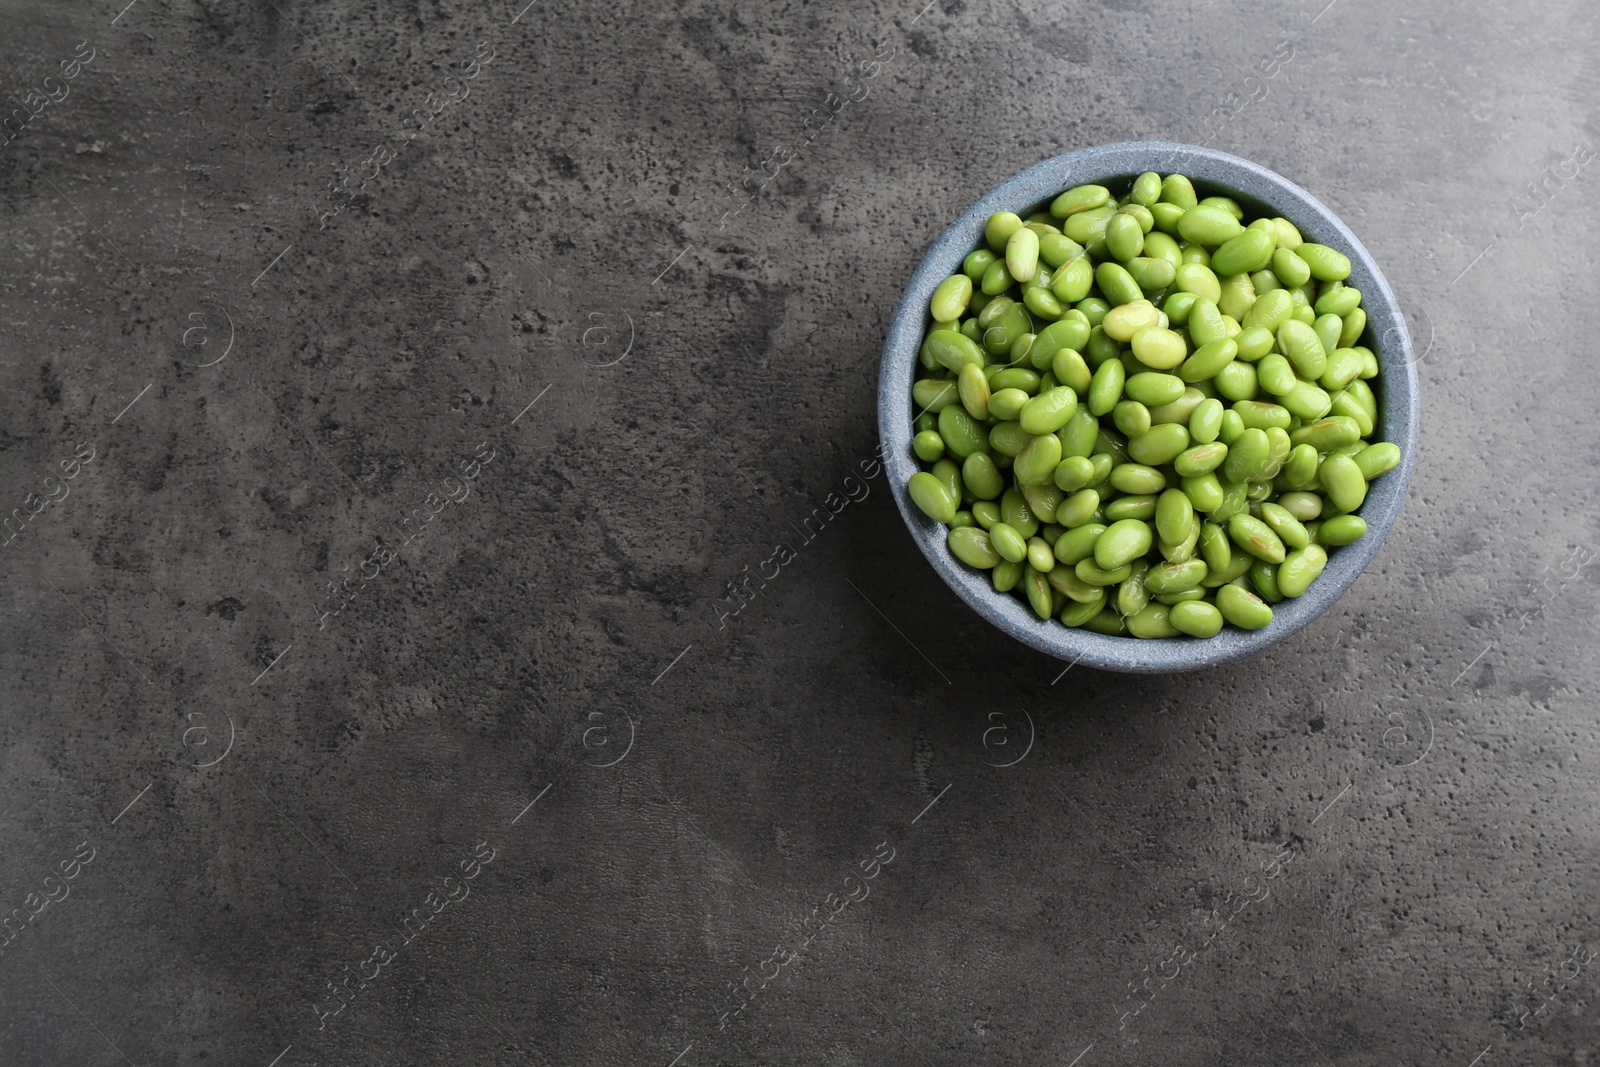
[2,0,1596,1064]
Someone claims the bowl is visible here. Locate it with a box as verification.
[877,142,1419,674]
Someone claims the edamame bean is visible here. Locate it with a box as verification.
[931,275,973,322]
[1179,338,1237,382]
[1175,441,1229,477]
[1104,494,1158,521]
[1096,262,1143,306]
[986,211,1024,250]
[1217,272,1256,321]
[908,472,957,522]
[1339,307,1367,348]
[1155,488,1195,544]
[1101,299,1161,341]
[1296,243,1351,281]
[973,501,1001,529]
[1110,463,1167,495]
[1319,453,1367,512]
[1019,387,1081,435]
[1271,246,1311,287]
[939,406,989,458]
[1146,386,1206,426]
[1057,408,1100,457]
[927,329,985,372]
[1170,600,1224,637]
[1057,489,1100,528]
[1182,473,1226,513]
[949,526,1000,568]
[1105,213,1145,261]
[1087,358,1125,415]
[1127,422,1191,466]
[1276,319,1327,379]
[1051,184,1111,217]
[1060,592,1107,626]
[1277,544,1328,597]
[1353,442,1401,479]
[963,453,1005,500]
[958,362,991,419]
[1223,427,1270,484]
[1015,431,1064,486]
[1210,229,1275,276]
[1112,399,1151,437]
[1095,518,1154,569]
[1177,205,1244,246]
[981,258,1013,296]
[1143,558,1208,594]
[1007,226,1041,284]
[1027,536,1057,573]
[1189,397,1225,444]
[1282,381,1333,421]
[1125,256,1176,292]
[1051,349,1093,395]
[1216,583,1274,629]
[1234,324,1275,361]
[1258,501,1309,549]
[1053,455,1096,491]
[913,430,945,462]
[1126,603,1181,638]
[1053,523,1106,565]
[1290,416,1362,452]
[1214,360,1258,401]
[1313,313,1343,356]
[1125,372,1186,406]
[913,379,959,413]
[1024,566,1054,617]
[1317,514,1367,545]
[1229,512,1287,564]
[989,522,1028,563]
[963,249,998,281]
[988,387,1030,422]
[1242,288,1293,333]
[1282,443,1319,487]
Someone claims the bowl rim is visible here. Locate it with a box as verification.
[876,141,1420,674]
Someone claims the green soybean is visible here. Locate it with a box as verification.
[1317,514,1367,545]
[1087,358,1125,415]
[1125,372,1186,406]
[1110,462,1166,495]
[1277,544,1328,597]
[1127,422,1191,466]
[1095,262,1143,306]
[1126,603,1181,639]
[908,472,956,522]
[1180,338,1237,382]
[1175,441,1228,477]
[939,406,988,458]
[1216,583,1274,629]
[1211,229,1275,276]
[1189,397,1225,444]
[1169,600,1224,637]
[1007,226,1041,284]
[1319,453,1367,512]
[931,275,973,322]
[1296,243,1351,281]
[1015,432,1064,486]
[963,453,1005,500]
[1095,518,1154,569]
[1051,184,1111,217]
[1352,441,1399,480]
[1104,494,1157,521]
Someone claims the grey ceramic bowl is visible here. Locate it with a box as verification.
[878,142,1419,674]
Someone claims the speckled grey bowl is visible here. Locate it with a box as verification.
[878,142,1419,674]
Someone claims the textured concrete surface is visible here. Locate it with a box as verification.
[1,0,1597,1065]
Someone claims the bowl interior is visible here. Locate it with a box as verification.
[877,142,1419,674]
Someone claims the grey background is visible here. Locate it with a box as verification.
[1,0,1596,1064]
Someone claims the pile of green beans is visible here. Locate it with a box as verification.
[905,171,1402,639]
